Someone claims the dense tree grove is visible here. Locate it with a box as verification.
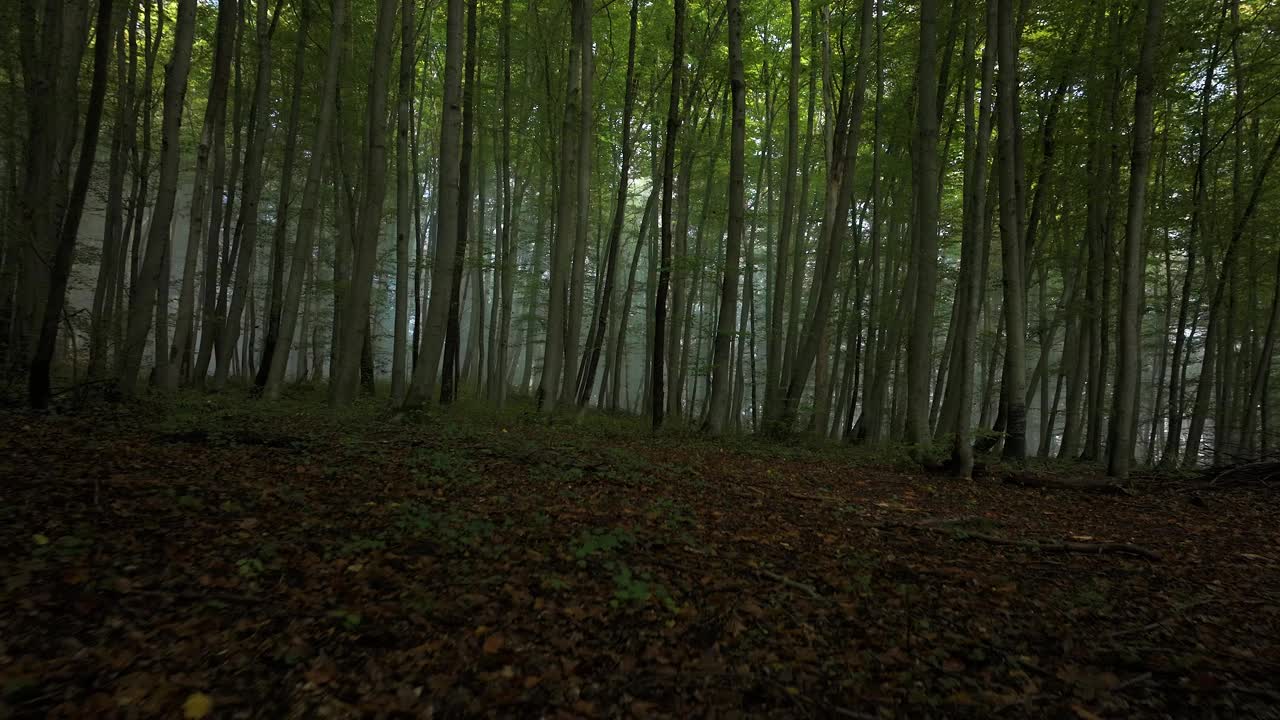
[4,0,1280,477]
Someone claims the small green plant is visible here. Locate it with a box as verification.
[571,527,635,560]
[610,562,675,610]
[328,609,363,629]
[236,557,265,578]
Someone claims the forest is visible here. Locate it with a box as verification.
[2,0,1280,715]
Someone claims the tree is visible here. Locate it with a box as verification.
[402,0,464,410]
[705,0,746,436]
[652,0,685,430]
[117,0,197,397]
[1106,0,1164,480]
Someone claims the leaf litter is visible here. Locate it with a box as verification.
[1,399,1278,718]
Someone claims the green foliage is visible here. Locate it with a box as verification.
[571,527,636,560]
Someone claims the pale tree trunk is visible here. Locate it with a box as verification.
[490,0,515,405]
[89,22,132,382]
[163,0,233,389]
[329,0,397,406]
[118,0,196,397]
[945,0,994,477]
[1106,0,1162,480]
[995,0,1026,459]
[193,0,242,385]
[256,0,310,389]
[263,0,345,400]
[402,0,464,409]
[520,176,547,394]
[390,0,414,404]
[765,0,802,433]
[212,0,280,391]
[905,0,941,447]
[775,0,873,432]
[576,0,639,408]
[28,0,114,409]
[562,0,593,406]
[1184,130,1280,465]
[537,0,583,413]
[705,0,746,436]
[612,183,658,411]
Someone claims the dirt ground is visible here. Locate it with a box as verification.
[2,395,1278,718]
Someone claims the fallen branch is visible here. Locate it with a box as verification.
[956,531,1161,561]
[755,568,824,601]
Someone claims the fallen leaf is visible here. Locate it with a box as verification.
[183,692,213,719]
[483,633,505,654]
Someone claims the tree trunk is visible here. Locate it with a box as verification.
[403,0,464,409]
[329,0,397,406]
[995,0,1026,459]
[263,0,345,400]
[117,0,196,397]
[652,0,684,429]
[28,0,114,408]
[1106,0,1163,479]
[705,0,747,436]
[905,0,941,447]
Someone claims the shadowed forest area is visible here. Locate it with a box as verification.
[2,0,1280,715]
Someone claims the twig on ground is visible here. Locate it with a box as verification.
[756,568,824,601]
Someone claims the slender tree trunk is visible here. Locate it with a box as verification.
[28,0,114,408]
[706,0,747,435]
[995,0,1027,459]
[905,0,941,448]
[441,0,477,405]
[776,0,874,432]
[117,0,196,397]
[390,0,414,403]
[403,0,464,409]
[255,0,310,390]
[1106,0,1163,479]
[329,0,397,405]
[264,0,345,400]
[652,0,685,429]
[576,0,639,407]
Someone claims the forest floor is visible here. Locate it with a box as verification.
[2,390,1278,719]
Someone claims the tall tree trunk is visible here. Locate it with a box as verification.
[329,0,397,405]
[905,0,941,447]
[538,0,584,413]
[264,0,345,400]
[776,0,874,432]
[946,0,995,477]
[576,0,639,407]
[403,0,464,409]
[440,0,477,405]
[212,0,281,391]
[255,0,311,390]
[705,0,746,436]
[118,0,196,397]
[1106,0,1163,479]
[652,0,684,429]
[765,0,802,423]
[28,0,114,408]
[390,0,414,403]
[995,0,1027,459]
[562,0,593,406]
